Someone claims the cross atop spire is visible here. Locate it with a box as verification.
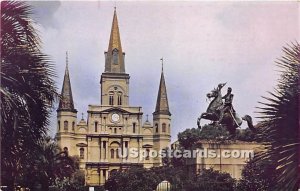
[58,52,77,113]
[160,57,164,73]
[104,8,125,73]
[154,59,171,116]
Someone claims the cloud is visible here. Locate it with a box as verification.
[28,1,61,28]
[33,1,299,140]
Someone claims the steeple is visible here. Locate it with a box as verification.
[58,52,76,112]
[154,59,171,115]
[104,8,125,73]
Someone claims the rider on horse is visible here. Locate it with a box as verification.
[218,87,235,124]
[197,83,255,135]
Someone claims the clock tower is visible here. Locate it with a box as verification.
[56,8,172,186]
[85,9,144,185]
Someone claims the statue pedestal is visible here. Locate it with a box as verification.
[186,140,263,179]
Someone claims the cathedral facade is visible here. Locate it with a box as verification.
[56,10,171,186]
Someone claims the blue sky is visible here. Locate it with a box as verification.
[29,1,299,141]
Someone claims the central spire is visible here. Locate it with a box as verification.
[104,9,125,73]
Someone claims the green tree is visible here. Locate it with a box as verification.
[178,124,233,149]
[185,168,236,191]
[105,167,160,191]
[236,160,276,191]
[50,170,86,191]
[18,137,78,190]
[1,1,56,189]
[255,42,299,190]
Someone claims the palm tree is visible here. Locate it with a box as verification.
[1,1,56,189]
[256,42,299,190]
[19,137,78,190]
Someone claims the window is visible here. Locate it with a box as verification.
[58,121,60,131]
[95,121,98,132]
[103,169,106,177]
[114,128,117,134]
[168,124,170,133]
[103,141,107,159]
[113,48,119,64]
[133,123,136,133]
[64,121,68,130]
[117,92,122,105]
[109,92,114,105]
[146,149,150,160]
[125,141,128,148]
[80,148,84,159]
[63,147,68,152]
[155,124,158,133]
[116,148,120,159]
[63,147,68,155]
[162,123,166,133]
[72,121,75,131]
[111,149,115,159]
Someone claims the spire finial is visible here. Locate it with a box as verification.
[114,1,117,11]
[66,51,69,68]
[160,57,164,73]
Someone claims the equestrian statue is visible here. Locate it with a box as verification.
[197,83,256,136]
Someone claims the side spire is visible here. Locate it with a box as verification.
[154,58,171,115]
[104,8,125,73]
[58,52,76,112]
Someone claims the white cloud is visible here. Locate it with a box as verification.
[35,1,299,140]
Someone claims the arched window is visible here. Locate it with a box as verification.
[64,121,68,130]
[168,124,171,133]
[63,147,68,154]
[95,121,98,132]
[103,141,107,159]
[72,121,75,131]
[116,148,120,159]
[133,123,136,133]
[117,92,122,105]
[80,148,84,159]
[146,149,150,160]
[162,123,166,133]
[111,149,115,159]
[58,121,60,131]
[109,91,114,105]
[155,124,158,133]
[112,48,119,64]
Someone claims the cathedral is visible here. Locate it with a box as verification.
[56,9,171,186]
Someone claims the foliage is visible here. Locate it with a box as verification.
[1,1,56,189]
[235,128,256,142]
[105,166,160,191]
[178,124,255,149]
[236,160,276,191]
[17,137,78,190]
[185,168,236,191]
[104,165,236,191]
[50,170,86,191]
[255,42,299,190]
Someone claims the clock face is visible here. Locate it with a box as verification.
[111,113,120,122]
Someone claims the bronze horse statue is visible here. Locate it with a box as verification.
[197,83,255,136]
